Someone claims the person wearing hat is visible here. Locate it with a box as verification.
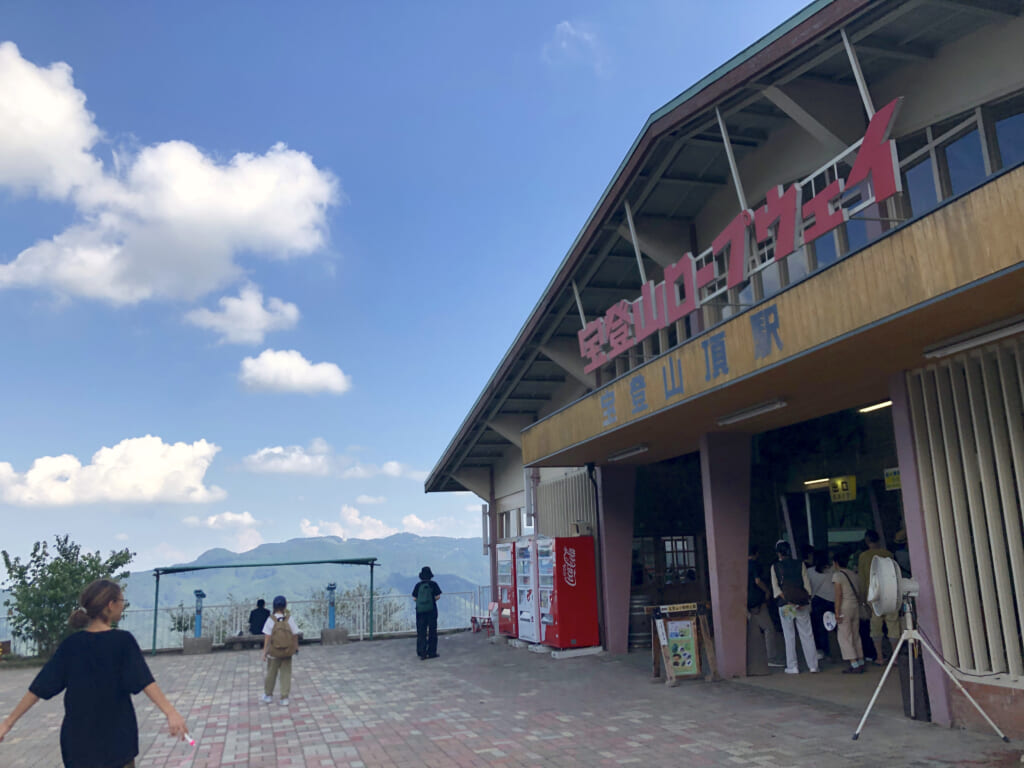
[261,595,300,705]
[412,567,442,659]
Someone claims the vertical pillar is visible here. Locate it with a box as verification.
[488,467,499,603]
[699,432,751,679]
[596,464,636,654]
[890,372,953,726]
[327,582,337,629]
[193,590,206,639]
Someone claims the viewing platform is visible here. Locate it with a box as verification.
[0,632,1017,767]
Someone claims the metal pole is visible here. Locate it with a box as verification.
[368,561,376,638]
[327,582,336,629]
[151,571,160,656]
[623,200,648,285]
[716,107,748,210]
[841,28,875,118]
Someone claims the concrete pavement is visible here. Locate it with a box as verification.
[0,631,1019,767]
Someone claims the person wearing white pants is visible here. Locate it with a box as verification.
[770,540,819,674]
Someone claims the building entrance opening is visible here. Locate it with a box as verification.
[628,453,708,649]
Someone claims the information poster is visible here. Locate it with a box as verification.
[884,467,901,491]
[830,475,857,503]
[665,619,699,677]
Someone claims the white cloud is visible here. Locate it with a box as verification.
[341,460,425,481]
[0,435,225,506]
[355,494,386,505]
[402,514,436,534]
[182,510,263,552]
[465,503,484,513]
[300,504,398,540]
[184,283,299,344]
[542,21,605,74]
[115,532,129,541]
[239,349,351,394]
[0,43,338,305]
[0,42,102,198]
[243,439,332,475]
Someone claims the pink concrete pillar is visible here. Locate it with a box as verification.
[596,464,636,654]
[699,432,751,679]
[890,372,953,726]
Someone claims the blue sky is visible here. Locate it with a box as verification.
[0,1,809,571]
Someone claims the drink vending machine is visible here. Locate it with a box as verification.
[536,535,599,649]
[515,535,538,642]
[495,541,517,637]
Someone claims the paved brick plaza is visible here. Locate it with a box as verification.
[1,631,1019,767]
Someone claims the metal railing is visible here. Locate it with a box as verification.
[0,590,487,656]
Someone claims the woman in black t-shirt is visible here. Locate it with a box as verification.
[0,579,188,767]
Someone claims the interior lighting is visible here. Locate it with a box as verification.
[803,478,831,487]
[607,444,649,462]
[923,317,1024,359]
[715,399,787,427]
[858,400,892,413]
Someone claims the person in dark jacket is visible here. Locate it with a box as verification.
[412,566,442,660]
[248,599,271,636]
[0,579,188,766]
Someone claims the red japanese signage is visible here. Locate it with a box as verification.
[578,98,904,374]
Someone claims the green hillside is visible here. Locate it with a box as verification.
[122,533,488,610]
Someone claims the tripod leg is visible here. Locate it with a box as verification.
[918,638,1010,743]
[852,632,908,740]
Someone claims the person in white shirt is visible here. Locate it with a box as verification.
[806,549,836,661]
[770,540,819,675]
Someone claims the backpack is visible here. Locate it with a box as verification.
[773,560,811,606]
[269,612,296,658]
[416,581,436,613]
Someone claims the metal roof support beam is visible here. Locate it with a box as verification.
[540,338,597,389]
[571,280,587,327]
[623,200,649,285]
[763,84,848,156]
[716,107,748,210]
[929,0,1019,18]
[841,27,875,118]
[487,415,535,449]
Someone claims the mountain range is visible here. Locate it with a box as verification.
[122,533,489,610]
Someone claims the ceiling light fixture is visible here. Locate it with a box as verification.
[858,400,892,413]
[804,478,831,487]
[607,444,649,462]
[716,398,787,427]
[923,316,1024,359]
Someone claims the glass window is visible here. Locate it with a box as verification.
[903,158,938,217]
[845,218,868,253]
[996,112,1024,169]
[944,129,986,196]
[813,231,838,269]
[760,261,782,299]
[785,247,810,284]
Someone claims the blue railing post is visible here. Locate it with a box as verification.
[326,582,337,629]
[193,590,206,638]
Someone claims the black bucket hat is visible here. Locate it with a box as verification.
[419,566,433,580]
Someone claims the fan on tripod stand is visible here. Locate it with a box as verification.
[852,557,1009,742]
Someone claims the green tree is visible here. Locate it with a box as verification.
[1,535,134,657]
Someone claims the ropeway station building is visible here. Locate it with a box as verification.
[426,0,1024,735]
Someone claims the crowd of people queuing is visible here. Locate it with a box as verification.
[747,529,909,676]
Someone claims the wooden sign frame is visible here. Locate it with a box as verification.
[645,602,719,685]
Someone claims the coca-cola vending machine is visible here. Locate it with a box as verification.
[537,535,599,649]
[495,541,517,637]
[515,535,538,642]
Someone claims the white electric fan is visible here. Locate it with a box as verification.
[852,557,1009,742]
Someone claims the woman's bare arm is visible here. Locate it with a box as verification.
[0,691,40,742]
[142,682,187,739]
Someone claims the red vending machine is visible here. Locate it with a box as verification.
[537,535,600,649]
[495,541,517,637]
